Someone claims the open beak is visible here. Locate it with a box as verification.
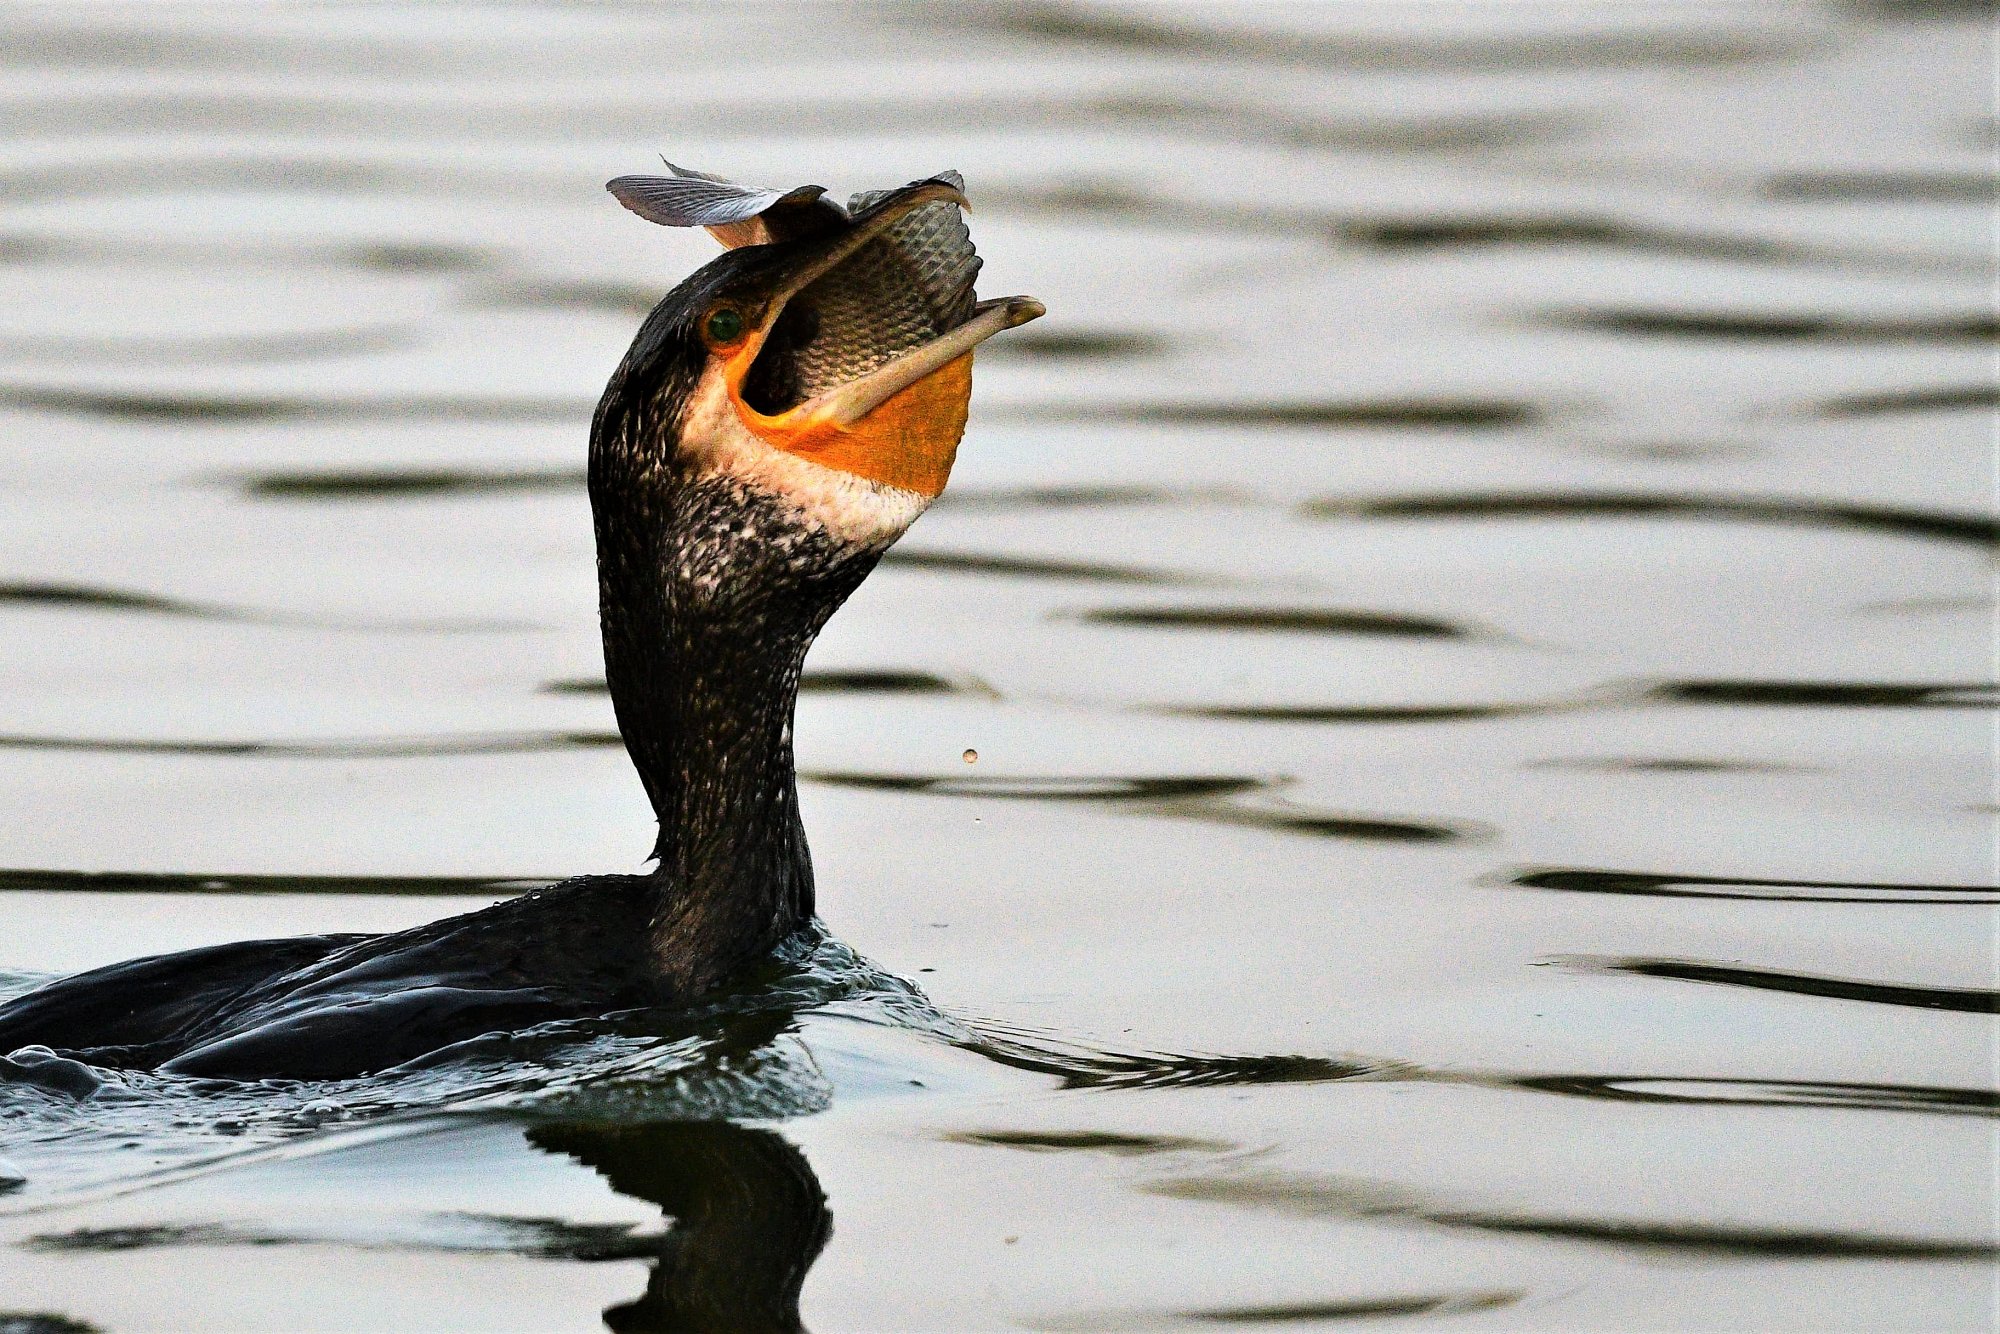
[723,184,1044,436]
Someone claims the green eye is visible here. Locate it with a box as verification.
[704,307,745,344]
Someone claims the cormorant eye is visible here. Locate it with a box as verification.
[704,307,745,345]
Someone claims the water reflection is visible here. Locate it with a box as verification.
[529,1119,829,1334]
[11,1117,833,1333]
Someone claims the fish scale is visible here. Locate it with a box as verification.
[792,199,980,401]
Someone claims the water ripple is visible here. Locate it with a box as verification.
[1514,868,2000,905]
[546,670,998,699]
[802,772,1468,844]
[0,869,550,898]
[241,467,583,499]
[1147,1170,1999,1260]
[1511,1074,1999,1118]
[881,548,1208,585]
[1651,681,1995,707]
[1547,309,1996,342]
[1819,384,2000,417]
[1081,606,1471,639]
[1302,492,1998,547]
[1566,955,2000,1013]
[0,580,525,633]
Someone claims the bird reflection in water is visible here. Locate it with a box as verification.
[530,1118,830,1334]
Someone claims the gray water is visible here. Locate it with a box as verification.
[0,3,1993,1330]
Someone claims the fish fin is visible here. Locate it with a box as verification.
[608,166,840,248]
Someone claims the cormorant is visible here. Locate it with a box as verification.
[0,165,1043,1080]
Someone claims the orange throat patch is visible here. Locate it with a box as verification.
[730,353,973,499]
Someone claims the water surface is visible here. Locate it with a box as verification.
[0,3,1992,1330]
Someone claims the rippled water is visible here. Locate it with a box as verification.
[0,3,1992,1330]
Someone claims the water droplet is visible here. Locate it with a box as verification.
[962,748,979,764]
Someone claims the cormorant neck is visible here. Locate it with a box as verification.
[591,466,879,997]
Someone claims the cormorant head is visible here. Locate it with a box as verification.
[593,166,1043,560]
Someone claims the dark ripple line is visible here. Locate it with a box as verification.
[1653,681,1994,707]
[1580,956,2000,1013]
[1178,1293,1523,1325]
[0,580,529,633]
[0,386,590,424]
[1183,702,1553,724]
[996,183,1985,278]
[0,326,413,365]
[944,1130,1230,1155]
[1423,1210,1997,1260]
[0,869,551,897]
[0,731,621,758]
[242,467,584,499]
[804,772,1266,803]
[1533,756,1811,774]
[980,328,1169,360]
[0,582,200,616]
[1820,384,2000,417]
[880,548,1205,585]
[802,771,1467,844]
[1150,1172,2000,1259]
[1082,606,1470,639]
[1548,308,1997,342]
[961,1024,2000,1120]
[1516,868,2000,905]
[547,669,997,699]
[23,1215,661,1262]
[1764,170,1995,202]
[0,580,527,633]
[985,4,1803,70]
[959,1025,1379,1092]
[245,473,1235,511]
[1014,398,1537,430]
[1302,491,1999,547]
[1511,1074,2000,1118]
[0,1313,99,1334]
[934,483,1247,511]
